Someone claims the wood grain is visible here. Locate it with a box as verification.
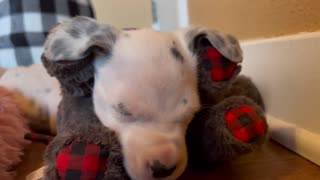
[180,140,320,180]
[15,140,320,180]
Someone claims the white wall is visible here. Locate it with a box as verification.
[241,32,320,165]
[153,0,188,31]
[241,33,320,134]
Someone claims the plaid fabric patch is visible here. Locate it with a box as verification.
[24,132,54,145]
[225,105,266,142]
[0,0,95,68]
[56,140,109,180]
[202,47,238,81]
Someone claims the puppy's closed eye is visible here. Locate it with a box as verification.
[182,98,188,105]
[171,47,184,63]
[114,103,133,117]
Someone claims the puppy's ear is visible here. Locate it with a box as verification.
[41,16,119,96]
[179,27,243,91]
[43,16,119,61]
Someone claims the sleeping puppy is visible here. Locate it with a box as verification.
[4,16,242,180]
[93,29,201,179]
[43,17,201,179]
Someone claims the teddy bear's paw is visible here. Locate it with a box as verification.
[225,104,267,143]
[200,96,268,162]
[55,140,109,180]
[212,95,268,144]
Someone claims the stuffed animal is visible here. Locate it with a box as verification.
[184,33,268,166]
[40,16,267,180]
[41,47,128,179]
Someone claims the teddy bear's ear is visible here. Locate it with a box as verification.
[41,16,120,97]
[179,27,243,90]
[43,16,119,61]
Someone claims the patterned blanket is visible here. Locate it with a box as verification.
[0,0,95,68]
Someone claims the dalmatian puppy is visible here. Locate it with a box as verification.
[41,16,242,180]
[1,16,242,179]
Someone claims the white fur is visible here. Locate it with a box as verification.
[93,29,200,180]
[0,64,60,134]
[1,23,203,179]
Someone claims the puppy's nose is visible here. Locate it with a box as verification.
[151,160,176,178]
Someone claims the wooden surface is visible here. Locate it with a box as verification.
[16,140,320,180]
[15,142,46,180]
[181,140,320,180]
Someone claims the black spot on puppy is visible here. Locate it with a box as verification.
[171,47,184,63]
[182,98,188,105]
[124,33,130,37]
[44,88,51,93]
[115,103,133,116]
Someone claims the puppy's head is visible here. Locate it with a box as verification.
[43,16,243,180]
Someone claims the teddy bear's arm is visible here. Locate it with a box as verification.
[216,75,266,110]
[187,74,268,165]
[103,134,130,180]
[103,149,130,180]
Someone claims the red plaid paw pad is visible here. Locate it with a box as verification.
[202,47,238,81]
[56,140,109,180]
[225,105,266,142]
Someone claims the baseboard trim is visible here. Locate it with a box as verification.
[267,115,320,166]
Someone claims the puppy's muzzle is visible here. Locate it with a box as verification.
[121,126,185,180]
[150,160,177,178]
